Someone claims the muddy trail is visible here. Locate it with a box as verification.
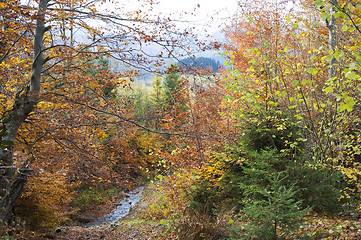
[20,187,145,240]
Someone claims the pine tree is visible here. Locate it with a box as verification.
[240,169,309,239]
[163,66,181,106]
[149,73,165,109]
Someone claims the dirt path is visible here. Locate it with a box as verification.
[16,187,145,240]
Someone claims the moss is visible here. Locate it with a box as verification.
[0,127,13,149]
[0,140,13,148]
[0,116,13,148]
[0,128,5,138]
[2,116,11,124]
[0,115,10,137]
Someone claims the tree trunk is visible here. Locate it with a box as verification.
[326,0,338,79]
[0,0,48,224]
[0,93,36,223]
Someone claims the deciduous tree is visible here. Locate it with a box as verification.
[0,0,199,224]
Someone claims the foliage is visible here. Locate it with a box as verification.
[113,182,361,240]
[0,0,202,226]
[287,162,344,214]
[187,156,226,216]
[5,0,361,238]
[214,148,308,239]
[163,64,189,116]
[240,111,306,155]
[223,120,343,214]
[120,83,155,120]
[101,126,165,184]
[149,73,166,110]
[140,171,194,221]
[187,115,343,238]
[163,65,182,104]
[240,172,309,240]
[220,0,360,213]
[176,208,231,240]
[177,158,231,240]
[72,185,118,212]
[238,111,344,214]
[14,172,74,230]
[127,131,164,177]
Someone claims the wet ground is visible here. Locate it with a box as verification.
[87,186,145,227]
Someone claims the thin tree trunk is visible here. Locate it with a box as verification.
[326,0,338,79]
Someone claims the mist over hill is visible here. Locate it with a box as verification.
[178,57,221,72]
[107,29,228,84]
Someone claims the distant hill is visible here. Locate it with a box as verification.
[178,57,221,72]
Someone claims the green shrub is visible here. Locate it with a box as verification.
[241,111,305,155]
[187,110,346,239]
[288,163,344,214]
[240,172,309,239]
[72,185,118,212]
[188,178,225,217]
[239,110,345,215]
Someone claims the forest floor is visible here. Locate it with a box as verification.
[14,182,361,239]
[14,183,171,239]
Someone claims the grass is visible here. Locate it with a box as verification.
[111,180,361,240]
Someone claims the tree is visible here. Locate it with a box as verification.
[221,0,361,209]
[163,64,183,106]
[149,73,165,110]
[0,0,48,223]
[178,57,221,73]
[0,0,199,225]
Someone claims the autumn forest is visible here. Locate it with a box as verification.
[1,0,361,239]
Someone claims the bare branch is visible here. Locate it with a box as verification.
[0,30,28,64]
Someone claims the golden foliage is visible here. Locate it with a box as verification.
[15,172,74,230]
[140,170,194,221]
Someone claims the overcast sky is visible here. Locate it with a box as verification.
[107,0,239,34]
[155,0,238,17]
[156,0,239,32]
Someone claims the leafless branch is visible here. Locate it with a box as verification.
[0,30,28,64]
